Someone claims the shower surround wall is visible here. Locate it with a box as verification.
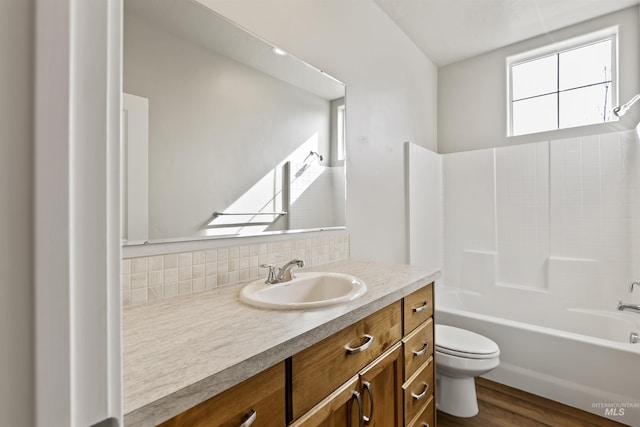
[443,128,640,308]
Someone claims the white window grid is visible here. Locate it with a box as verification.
[506,26,619,137]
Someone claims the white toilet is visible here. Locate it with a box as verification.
[435,324,500,418]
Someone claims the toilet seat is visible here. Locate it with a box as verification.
[436,324,500,360]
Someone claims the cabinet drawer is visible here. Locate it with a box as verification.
[406,395,435,427]
[291,301,402,420]
[402,356,434,423]
[289,376,361,427]
[403,283,433,335]
[402,318,433,381]
[159,362,285,427]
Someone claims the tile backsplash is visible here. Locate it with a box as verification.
[122,235,349,306]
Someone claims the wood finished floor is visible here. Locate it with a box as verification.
[436,378,629,427]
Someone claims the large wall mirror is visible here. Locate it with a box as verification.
[122,0,346,245]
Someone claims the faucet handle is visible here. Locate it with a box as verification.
[631,281,639,293]
[260,264,277,284]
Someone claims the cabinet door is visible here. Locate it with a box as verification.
[292,302,402,419]
[359,342,403,427]
[159,362,285,427]
[289,376,362,427]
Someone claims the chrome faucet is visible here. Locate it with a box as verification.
[261,259,305,284]
[618,301,640,314]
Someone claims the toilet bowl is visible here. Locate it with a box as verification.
[435,324,500,418]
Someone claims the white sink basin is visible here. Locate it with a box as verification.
[239,272,367,309]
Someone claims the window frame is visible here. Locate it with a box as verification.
[506,26,619,137]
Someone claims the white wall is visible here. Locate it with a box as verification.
[0,1,34,426]
[439,6,640,153]
[201,0,438,263]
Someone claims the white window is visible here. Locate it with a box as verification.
[507,28,617,136]
[336,104,345,161]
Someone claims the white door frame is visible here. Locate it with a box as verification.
[34,0,122,425]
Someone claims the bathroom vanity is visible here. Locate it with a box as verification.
[123,260,439,426]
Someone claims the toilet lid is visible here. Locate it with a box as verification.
[436,324,500,359]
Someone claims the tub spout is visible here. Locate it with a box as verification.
[617,301,640,314]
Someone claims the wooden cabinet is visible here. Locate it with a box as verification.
[291,301,402,419]
[402,319,433,380]
[159,282,435,427]
[359,342,403,427]
[291,342,404,427]
[289,376,361,427]
[401,285,435,427]
[402,356,434,423]
[291,281,435,427]
[159,362,285,427]
[406,396,435,427]
[403,285,433,336]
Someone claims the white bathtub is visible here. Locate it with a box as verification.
[436,286,640,426]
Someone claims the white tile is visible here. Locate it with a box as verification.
[131,272,147,289]
[178,266,192,280]
[164,268,178,284]
[131,257,148,273]
[205,250,217,263]
[178,253,192,267]
[164,254,178,269]
[149,270,163,286]
[192,251,205,265]
[149,256,163,271]
[121,259,131,275]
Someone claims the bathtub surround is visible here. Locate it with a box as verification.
[122,234,349,305]
[439,127,640,424]
[443,128,640,309]
[406,142,444,271]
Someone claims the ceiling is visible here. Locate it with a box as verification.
[374,0,640,67]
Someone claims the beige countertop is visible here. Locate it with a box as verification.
[123,259,440,426]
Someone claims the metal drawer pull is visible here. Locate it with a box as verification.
[350,391,364,427]
[413,342,429,357]
[413,301,429,313]
[411,383,430,401]
[239,409,256,427]
[363,381,374,425]
[345,334,374,355]
[421,424,430,427]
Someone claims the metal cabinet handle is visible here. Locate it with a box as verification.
[345,334,374,355]
[350,391,364,427]
[239,409,256,427]
[412,342,429,357]
[421,424,430,427]
[413,301,429,313]
[411,382,430,401]
[362,381,374,425]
